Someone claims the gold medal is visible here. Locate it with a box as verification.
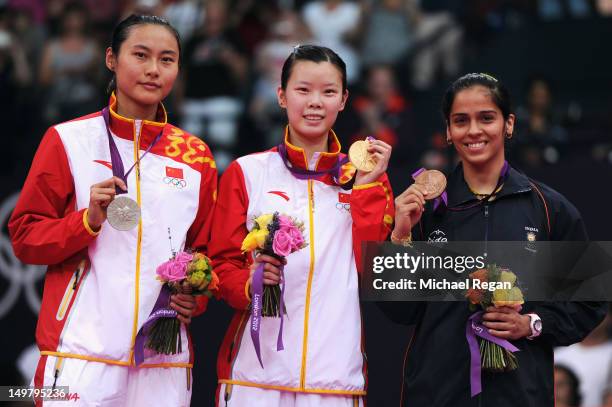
[348,140,376,172]
[414,170,447,199]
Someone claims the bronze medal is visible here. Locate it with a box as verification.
[414,169,447,199]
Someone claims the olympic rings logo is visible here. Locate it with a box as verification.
[0,192,46,318]
[163,177,187,189]
[336,202,351,212]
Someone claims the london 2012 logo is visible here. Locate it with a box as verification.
[0,193,45,319]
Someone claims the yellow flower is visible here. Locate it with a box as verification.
[188,270,206,288]
[241,229,269,252]
[255,214,274,230]
[492,287,524,307]
[193,258,210,272]
[499,270,517,286]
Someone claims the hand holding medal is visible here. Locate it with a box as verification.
[349,137,392,186]
[87,176,128,231]
[393,169,447,243]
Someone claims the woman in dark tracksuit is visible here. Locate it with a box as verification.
[382,73,606,406]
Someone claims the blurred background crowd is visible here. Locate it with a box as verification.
[0,0,611,405]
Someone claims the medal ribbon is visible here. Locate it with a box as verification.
[102,107,164,194]
[277,142,352,188]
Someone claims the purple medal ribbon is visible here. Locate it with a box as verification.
[101,107,163,194]
[277,142,351,186]
[134,284,178,366]
[465,311,520,397]
[250,261,286,368]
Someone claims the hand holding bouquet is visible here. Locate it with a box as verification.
[241,212,307,367]
[465,265,524,396]
[241,213,307,317]
[134,251,218,366]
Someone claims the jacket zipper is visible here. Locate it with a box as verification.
[300,180,316,389]
[56,260,86,320]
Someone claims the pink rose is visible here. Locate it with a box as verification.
[278,215,293,230]
[287,227,304,251]
[156,252,193,282]
[272,229,292,257]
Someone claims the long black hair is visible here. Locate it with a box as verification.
[107,14,181,94]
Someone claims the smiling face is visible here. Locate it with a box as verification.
[277,60,348,144]
[106,24,179,116]
[447,85,514,169]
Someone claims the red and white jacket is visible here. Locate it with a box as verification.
[209,130,394,400]
[9,95,217,369]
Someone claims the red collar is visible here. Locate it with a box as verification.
[282,126,342,172]
[106,93,167,147]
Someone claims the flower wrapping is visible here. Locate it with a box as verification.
[134,251,218,366]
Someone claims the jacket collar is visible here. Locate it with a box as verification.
[282,126,342,172]
[447,162,532,207]
[106,93,167,146]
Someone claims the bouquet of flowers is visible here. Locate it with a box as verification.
[241,212,307,317]
[241,212,308,368]
[134,251,218,365]
[466,265,524,374]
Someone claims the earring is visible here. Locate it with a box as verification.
[447,138,453,145]
[505,133,513,139]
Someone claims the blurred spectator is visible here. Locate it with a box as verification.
[230,0,279,55]
[10,6,46,69]
[38,2,101,124]
[160,0,204,44]
[514,77,570,167]
[179,0,248,170]
[359,0,417,68]
[554,364,583,407]
[555,312,612,407]
[249,10,312,148]
[597,0,612,15]
[409,5,463,90]
[538,0,592,20]
[7,0,46,24]
[0,10,32,172]
[301,0,361,82]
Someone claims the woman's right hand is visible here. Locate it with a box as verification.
[249,253,286,292]
[392,183,429,238]
[87,176,127,231]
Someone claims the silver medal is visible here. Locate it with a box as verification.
[107,196,141,231]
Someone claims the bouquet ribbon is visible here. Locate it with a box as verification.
[250,262,286,368]
[134,284,178,366]
[465,311,519,397]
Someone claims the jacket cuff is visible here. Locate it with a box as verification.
[83,209,101,236]
[352,181,384,191]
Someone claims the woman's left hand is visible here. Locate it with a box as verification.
[170,293,197,324]
[354,139,392,186]
[482,306,532,340]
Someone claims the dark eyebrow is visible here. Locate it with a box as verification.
[131,44,177,55]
